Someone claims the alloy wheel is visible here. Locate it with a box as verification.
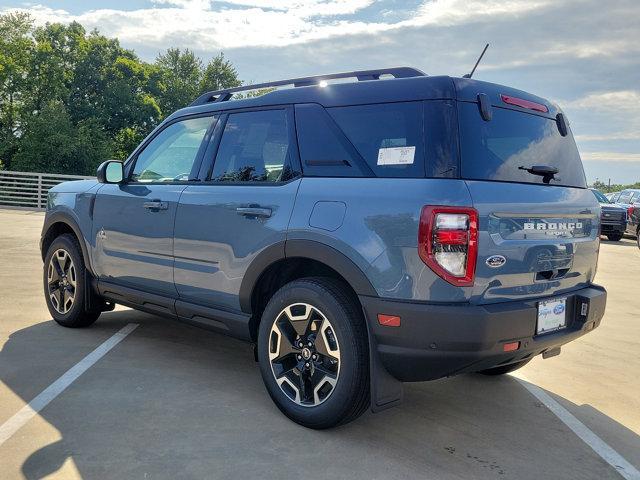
[268,303,341,407]
[47,249,77,314]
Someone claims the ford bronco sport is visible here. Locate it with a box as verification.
[41,67,606,429]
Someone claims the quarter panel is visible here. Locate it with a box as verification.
[288,178,473,302]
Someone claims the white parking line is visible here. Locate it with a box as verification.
[515,376,640,480]
[0,323,138,447]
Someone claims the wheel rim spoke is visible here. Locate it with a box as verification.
[47,249,76,315]
[268,302,340,407]
[313,318,340,362]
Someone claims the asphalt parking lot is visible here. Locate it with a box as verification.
[0,208,639,480]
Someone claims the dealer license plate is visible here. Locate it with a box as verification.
[536,298,567,335]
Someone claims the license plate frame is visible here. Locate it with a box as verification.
[536,297,567,335]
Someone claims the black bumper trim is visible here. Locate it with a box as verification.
[360,285,606,382]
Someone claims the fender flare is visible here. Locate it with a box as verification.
[238,239,378,314]
[41,211,94,275]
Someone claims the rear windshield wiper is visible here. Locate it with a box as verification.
[518,165,558,184]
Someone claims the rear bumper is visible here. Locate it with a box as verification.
[600,221,626,235]
[360,285,606,382]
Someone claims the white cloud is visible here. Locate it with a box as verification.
[2,0,555,50]
[564,90,640,111]
[416,0,552,26]
[209,0,375,16]
[580,152,640,163]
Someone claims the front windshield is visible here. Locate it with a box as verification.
[591,189,610,204]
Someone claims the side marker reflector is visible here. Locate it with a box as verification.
[377,314,401,327]
[503,341,520,352]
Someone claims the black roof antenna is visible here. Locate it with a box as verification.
[463,43,489,79]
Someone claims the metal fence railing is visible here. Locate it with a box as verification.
[0,170,93,210]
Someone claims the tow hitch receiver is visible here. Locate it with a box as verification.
[543,347,561,359]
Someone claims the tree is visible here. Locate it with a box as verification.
[12,102,112,175]
[0,12,33,168]
[0,12,245,174]
[200,53,241,93]
[155,48,202,115]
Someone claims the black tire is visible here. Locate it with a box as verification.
[478,359,531,376]
[607,233,623,241]
[43,234,100,328]
[257,277,370,429]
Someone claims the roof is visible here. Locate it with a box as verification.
[165,67,561,122]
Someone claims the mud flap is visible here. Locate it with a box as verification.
[367,322,404,413]
[87,275,115,313]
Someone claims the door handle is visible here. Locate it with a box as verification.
[236,206,272,218]
[143,200,168,211]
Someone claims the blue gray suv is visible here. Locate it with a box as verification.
[41,67,607,428]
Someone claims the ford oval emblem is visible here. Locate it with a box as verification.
[486,255,507,268]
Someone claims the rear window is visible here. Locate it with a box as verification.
[458,103,586,188]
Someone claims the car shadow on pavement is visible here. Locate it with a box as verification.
[1,309,638,480]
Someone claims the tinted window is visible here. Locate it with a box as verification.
[611,192,621,203]
[211,110,295,182]
[425,100,458,178]
[295,103,367,178]
[132,116,214,182]
[458,103,586,188]
[591,190,610,203]
[618,191,632,204]
[631,192,640,204]
[329,102,425,178]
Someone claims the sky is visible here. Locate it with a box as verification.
[1,0,639,184]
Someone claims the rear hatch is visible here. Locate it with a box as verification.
[455,83,600,304]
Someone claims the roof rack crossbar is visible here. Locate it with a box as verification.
[190,66,426,106]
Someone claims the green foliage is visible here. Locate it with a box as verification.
[200,53,242,93]
[0,13,242,175]
[590,180,640,193]
[12,101,111,175]
[113,127,145,161]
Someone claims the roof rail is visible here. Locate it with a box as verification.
[190,66,426,106]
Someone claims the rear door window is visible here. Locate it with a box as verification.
[328,102,425,178]
[210,109,297,182]
[458,103,586,188]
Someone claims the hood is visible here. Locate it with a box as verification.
[600,204,626,212]
[49,179,98,193]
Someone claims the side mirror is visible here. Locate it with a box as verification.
[97,160,124,184]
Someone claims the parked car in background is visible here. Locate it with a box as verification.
[590,189,627,241]
[608,189,640,207]
[627,204,640,248]
[605,191,620,202]
[608,189,640,243]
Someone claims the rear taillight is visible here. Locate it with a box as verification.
[418,206,478,287]
[628,206,634,219]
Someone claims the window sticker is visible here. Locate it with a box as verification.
[377,146,415,165]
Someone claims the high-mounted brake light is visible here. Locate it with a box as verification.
[418,206,478,287]
[500,94,548,113]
